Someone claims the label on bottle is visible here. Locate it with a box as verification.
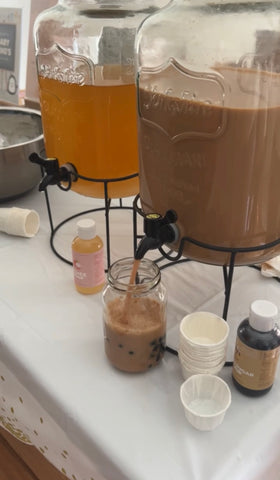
[233,337,280,390]
[72,249,105,288]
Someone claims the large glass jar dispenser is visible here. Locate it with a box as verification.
[33,0,167,199]
[136,0,280,265]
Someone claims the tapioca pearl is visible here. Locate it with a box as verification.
[128,351,134,355]
[118,344,124,348]
[150,339,157,346]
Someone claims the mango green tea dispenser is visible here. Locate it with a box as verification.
[32,0,167,199]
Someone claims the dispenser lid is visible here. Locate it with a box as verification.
[77,218,96,240]
[249,300,278,332]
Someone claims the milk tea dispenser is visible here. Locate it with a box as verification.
[33,0,167,199]
[136,0,280,266]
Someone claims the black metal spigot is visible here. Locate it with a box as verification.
[135,210,178,260]
[29,153,77,192]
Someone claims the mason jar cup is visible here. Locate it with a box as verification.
[103,257,167,372]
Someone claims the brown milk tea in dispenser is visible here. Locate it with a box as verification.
[33,0,168,199]
[136,0,280,266]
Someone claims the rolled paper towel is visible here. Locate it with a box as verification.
[0,207,40,237]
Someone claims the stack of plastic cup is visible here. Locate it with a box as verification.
[179,311,229,379]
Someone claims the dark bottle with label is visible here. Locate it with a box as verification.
[232,300,280,397]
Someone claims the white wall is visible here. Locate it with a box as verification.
[1,0,31,91]
[25,0,57,103]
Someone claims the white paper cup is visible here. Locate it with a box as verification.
[178,312,229,378]
[0,207,40,237]
[179,341,227,359]
[180,363,194,380]
[179,349,226,369]
[180,374,231,431]
[179,353,226,377]
[180,311,229,347]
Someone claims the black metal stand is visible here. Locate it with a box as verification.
[133,194,280,322]
[41,183,280,366]
[42,179,280,321]
[41,170,139,270]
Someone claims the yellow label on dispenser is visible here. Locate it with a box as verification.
[146,213,161,219]
[233,337,280,390]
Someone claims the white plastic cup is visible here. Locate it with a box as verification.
[0,207,40,237]
[180,374,231,431]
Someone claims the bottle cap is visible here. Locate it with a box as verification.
[77,218,96,240]
[249,300,278,332]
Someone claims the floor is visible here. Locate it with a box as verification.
[0,428,66,480]
[0,433,36,480]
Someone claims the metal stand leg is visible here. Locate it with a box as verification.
[103,181,111,270]
[43,182,138,269]
[133,205,138,256]
[222,252,236,320]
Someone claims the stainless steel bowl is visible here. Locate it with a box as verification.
[0,107,44,202]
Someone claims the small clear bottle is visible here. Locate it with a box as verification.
[72,218,105,294]
[102,257,167,373]
[232,300,280,397]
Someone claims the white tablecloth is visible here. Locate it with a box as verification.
[1,185,280,480]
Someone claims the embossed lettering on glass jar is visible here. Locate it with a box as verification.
[102,257,167,373]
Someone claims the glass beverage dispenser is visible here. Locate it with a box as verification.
[136,0,280,265]
[33,0,166,199]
